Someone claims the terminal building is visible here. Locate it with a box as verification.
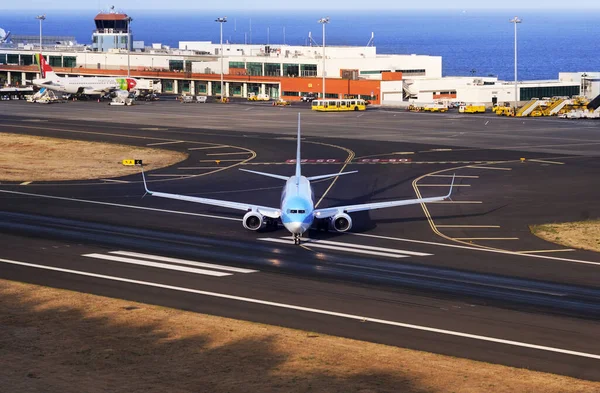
[0,10,598,106]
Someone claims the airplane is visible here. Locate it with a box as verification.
[31,53,154,97]
[140,114,454,245]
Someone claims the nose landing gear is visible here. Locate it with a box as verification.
[293,234,301,245]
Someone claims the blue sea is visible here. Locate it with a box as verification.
[2,10,600,80]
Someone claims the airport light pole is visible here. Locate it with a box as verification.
[318,17,329,100]
[126,16,132,78]
[215,17,227,101]
[510,16,522,111]
[35,14,46,52]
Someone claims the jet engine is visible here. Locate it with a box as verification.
[243,211,264,231]
[331,213,352,232]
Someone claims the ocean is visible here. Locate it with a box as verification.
[2,10,600,80]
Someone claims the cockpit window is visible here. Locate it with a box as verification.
[290,209,298,214]
[298,210,306,213]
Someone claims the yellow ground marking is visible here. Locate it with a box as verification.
[411,161,525,252]
[454,237,519,241]
[20,181,33,185]
[427,174,479,179]
[355,151,414,159]
[528,159,565,165]
[468,166,512,171]
[187,145,228,150]
[436,225,500,228]
[6,124,256,185]
[206,152,252,156]
[518,249,575,254]
[146,141,185,146]
[417,184,471,187]
[309,141,355,209]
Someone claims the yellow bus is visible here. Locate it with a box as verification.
[311,99,367,112]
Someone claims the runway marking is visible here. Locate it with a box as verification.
[206,152,251,156]
[260,238,409,259]
[20,181,32,185]
[310,141,355,209]
[428,201,483,204]
[146,140,185,146]
[417,184,470,187]
[198,159,244,162]
[110,251,258,273]
[427,174,479,179]
[436,225,500,228]
[0,189,241,222]
[178,167,220,170]
[528,159,565,165]
[147,174,189,177]
[279,237,432,257]
[83,253,232,277]
[2,257,599,360]
[187,145,228,151]
[140,127,168,131]
[518,249,575,254]
[454,237,519,241]
[100,179,130,183]
[468,166,512,171]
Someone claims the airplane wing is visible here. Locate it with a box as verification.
[313,175,454,219]
[141,168,281,219]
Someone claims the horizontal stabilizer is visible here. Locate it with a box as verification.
[239,168,289,181]
[306,171,358,181]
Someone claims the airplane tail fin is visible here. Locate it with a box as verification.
[36,53,58,80]
[295,113,301,182]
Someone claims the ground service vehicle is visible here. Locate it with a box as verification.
[248,93,270,101]
[311,99,367,112]
[459,104,486,113]
[273,99,290,106]
[423,103,448,112]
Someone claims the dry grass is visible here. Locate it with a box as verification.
[1,279,598,393]
[531,220,600,252]
[0,133,188,181]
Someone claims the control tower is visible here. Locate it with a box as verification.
[91,6,132,52]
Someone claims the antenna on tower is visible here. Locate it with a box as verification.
[308,32,319,47]
[366,32,374,47]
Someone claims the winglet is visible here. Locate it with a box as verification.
[140,166,152,195]
[295,113,301,183]
[444,173,455,199]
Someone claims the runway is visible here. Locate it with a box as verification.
[1,101,599,380]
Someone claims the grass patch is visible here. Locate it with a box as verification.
[0,133,187,181]
[531,220,600,252]
[1,279,598,393]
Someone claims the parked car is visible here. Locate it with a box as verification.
[301,92,317,102]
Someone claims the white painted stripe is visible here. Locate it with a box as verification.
[437,225,500,228]
[279,237,431,256]
[454,237,519,241]
[20,181,32,185]
[429,201,483,204]
[187,145,228,151]
[427,174,479,179]
[206,152,251,156]
[528,159,565,165]
[100,178,130,183]
[146,140,185,146]
[417,184,470,187]
[147,174,188,177]
[518,249,575,254]
[83,253,231,277]
[468,166,512,171]
[177,167,219,170]
[260,238,408,258]
[0,189,240,222]
[1,257,599,360]
[198,159,244,162]
[349,232,600,267]
[110,251,258,273]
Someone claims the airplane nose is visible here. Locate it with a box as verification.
[285,222,303,234]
